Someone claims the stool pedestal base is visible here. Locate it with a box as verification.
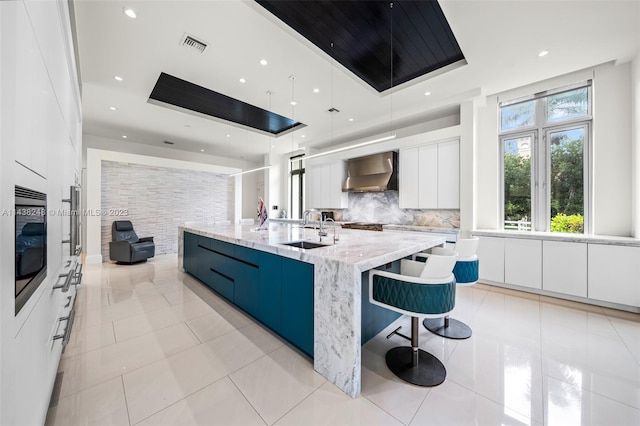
[423,316,472,340]
[385,347,446,387]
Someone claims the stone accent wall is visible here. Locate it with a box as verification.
[101,161,234,261]
[330,192,460,228]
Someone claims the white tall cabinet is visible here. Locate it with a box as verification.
[399,140,459,209]
[305,161,348,209]
[1,1,82,424]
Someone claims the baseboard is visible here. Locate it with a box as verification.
[84,254,102,264]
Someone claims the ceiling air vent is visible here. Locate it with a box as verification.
[180,33,207,53]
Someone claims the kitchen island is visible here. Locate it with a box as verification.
[178,221,445,397]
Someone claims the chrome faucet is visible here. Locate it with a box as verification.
[303,209,313,227]
[317,214,327,239]
[324,217,338,243]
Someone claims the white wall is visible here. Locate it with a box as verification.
[475,63,635,237]
[592,63,633,236]
[0,1,82,424]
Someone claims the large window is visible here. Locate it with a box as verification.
[290,154,305,219]
[500,82,591,233]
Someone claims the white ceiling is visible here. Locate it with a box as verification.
[73,0,639,163]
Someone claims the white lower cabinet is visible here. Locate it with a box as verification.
[504,238,542,289]
[588,244,640,307]
[543,241,587,297]
[477,236,505,283]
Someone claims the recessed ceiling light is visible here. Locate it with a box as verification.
[114,75,123,81]
[313,88,320,93]
[424,91,432,96]
[123,7,136,19]
[226,134,231,138]
[290,101,297,106]
[301,135,306,138]
[109,106,117,111]
[271,144,276,148]
[122,135,127,139]
[259,59,268,66]
[538,50,549,57]
[200,149,204,152]
[348,118,354,122]
[239,78,246,83]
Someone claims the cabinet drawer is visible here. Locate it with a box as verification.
[234,245,260,266]
[203,267,234,301]
[209,238,236,257]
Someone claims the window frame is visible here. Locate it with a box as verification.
[290,154,305,219]
[499,81,592,234]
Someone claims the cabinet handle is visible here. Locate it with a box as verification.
[53,271,74,292]
[73,263,83,286]
[64,296,72,308]
[53,308,75,346]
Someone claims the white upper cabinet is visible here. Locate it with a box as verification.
[399,140,460,209]
[399,147,419,208]
[437,140,460,209]
[305,161,348,209]
[418,144,438,208]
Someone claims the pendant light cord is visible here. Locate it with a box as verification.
[389,2,394,136]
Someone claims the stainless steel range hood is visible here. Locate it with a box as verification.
[342,151,398,192]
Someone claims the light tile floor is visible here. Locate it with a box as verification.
[46,254,640,426]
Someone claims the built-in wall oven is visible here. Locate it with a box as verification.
[15,186,47,314]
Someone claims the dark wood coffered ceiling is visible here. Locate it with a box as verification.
[257,0,465,92]
[149,73,305,136]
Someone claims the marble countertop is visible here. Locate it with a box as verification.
[181,221,446,272]
[473,229,640,247]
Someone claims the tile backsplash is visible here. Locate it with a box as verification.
[330,192,459,228]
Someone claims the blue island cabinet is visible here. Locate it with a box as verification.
[183,232,314,357]
[280,257,314,357]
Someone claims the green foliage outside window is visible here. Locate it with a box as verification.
[503,153,530,221]
[550,213,584,233]
[550,134,584,231]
